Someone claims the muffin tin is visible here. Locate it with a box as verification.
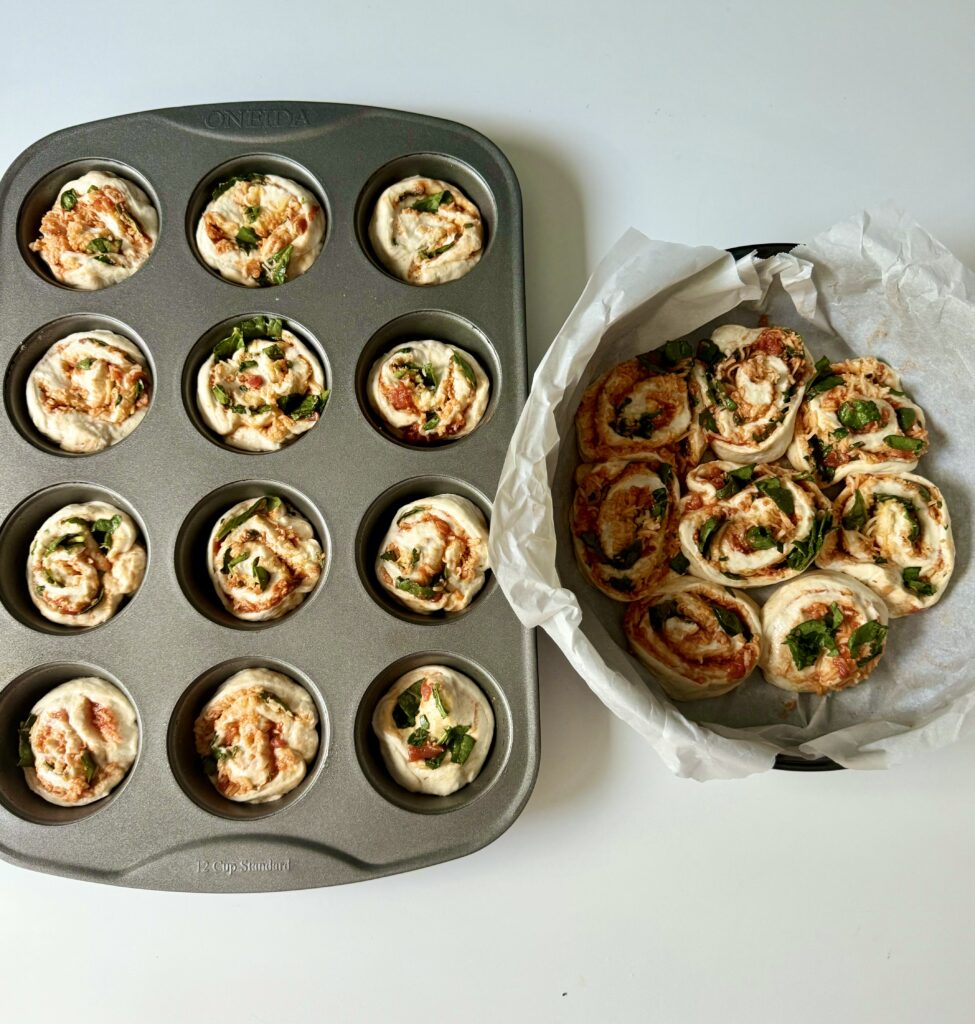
[0,101,538,890]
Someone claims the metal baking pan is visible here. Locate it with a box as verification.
[0,101,539,890]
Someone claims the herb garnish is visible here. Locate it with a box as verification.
[712,603,747,639]
[695,338,722,366]
[235,225,260,251]
[699,409,718,433]
[875,493,920,542]
[806,356,844,397]
[412,190,454,212]
[754,477,795,517]
[896,407,917,432]
[210,171,265,202]
[715,464,754,500]
[277,391,328,420]
[396,505,429,524]
[261,244,293,285]
[785,512,832,572]
[216,495,282,541]
[452,350,478,387]
[698,516,722,555]
[60,189,78,211]
[396,577,437,600]
[902,566,936,597]
[783,602,844,670]
[885,434,925,454]
[253,557,271,592]
[669,552,690,574]
[393,681,423,728]
[80,750,97,784]
[837,399,881,431]
[842,489,868,531]
[848,619,888,665]
[17,714,36,767]
[746,525,780,551]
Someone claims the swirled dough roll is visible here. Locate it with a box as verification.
[208,496,323,621]
[688,325,814,464]
[28,502,146,627]
[369,177,483,285]
[372,666,494,796]
[576,348,693,462]
[18,678,138,807]
[787,356,928,484]
[624,578,762,701]
[194,668,318,804]
[196,316,327,451]
[375,495,490,614]
[760,571,889,693]
[27,329,151,453]
[29,170,157,289]
[368,340,489,442]
[816,473,954,617]
[571,459,680,601]
[196,172,324,286]
[678,462,832,588]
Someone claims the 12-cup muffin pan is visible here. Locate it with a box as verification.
[0,101,538,891]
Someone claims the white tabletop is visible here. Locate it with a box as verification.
[2,3,973,1021]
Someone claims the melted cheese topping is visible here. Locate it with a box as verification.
[26,329,151,452]
[195,668,318,804]
[368,340,490,443]
[375,495,489,614]
[368,176,483,285]
[208,497,323,621]
[624,578,763,701]
[196,173,324,287]
[787,357,928,484]
[760,571,889,693]
[22,678,138,807]
[28,501,146,627]
[688,325,813,464]
[571,458,680,601]
[816,472,954,616]
[197,328,326,451]
[29,171,158,290]
[372,666,494,796]
[576,358,692,462]
[678,462,831,588]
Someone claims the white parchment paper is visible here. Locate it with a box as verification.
[490,207,974,779]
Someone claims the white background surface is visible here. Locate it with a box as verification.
[2,3,974,1020]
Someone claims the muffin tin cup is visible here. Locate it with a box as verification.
[0,102,537,891]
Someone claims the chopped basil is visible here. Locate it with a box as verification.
[715,464,754,500]
[420,362,439,389]
[17,713,36,767]
[746,525,779,551]
[44,532,86,555]
[607,577,635,594]
[210,171,265,202]
[424,750,448,769]
[90,515,122,552]
[696,338,722,366]
[263,344,286,361]
[832,427,849,440]
[419,241,456,260]
[698,516,722,555]
[80,750,97,784]
[649,599,678,632]
[410,547,420,568]
[579,531,642,570]
[277,390,327,420]
[212,328,245,362]
[446,728,475,765]
[396,505,429,524]
[896,407,917,431]
[242,315,283,339]
[452,350,478,387]
[669,552,690,574]
[808,435,836,482]
[60,188,78,211]
[661,339,692,365]
[244,205,261,222]
[221,547,250,575]
[902,566,936,598]
[842,489,868,531]
[407,715,431,747]
[806,356,844,397]
[239,360,258,372]
[875,493,920,543]
[421,412,440,432]
[783,602,843,670]
[76,357,95,370]
[393,681,423,728]
[235,225,260,251]
[711,602,747,638]
[785,511,832,572]
[848,619,888,665]
[86,235,121,254]
[253,558,271,592]
[261,243,293,285]
[379,549,397,562]
[216,495,282,540]
[212,384,231,406]
[837,399,881,430]
[650,487,668,520]
[432,685,449,717]
[917,483,932,502]
[396,577,436,600]
[699,409,718,433]
[885,434,925,454]
[754,477,795,517]
[412,190,454,212]
[610,397,657,439]
[260,689,291,712]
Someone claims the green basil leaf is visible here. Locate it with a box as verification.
[393,681,423,728]
[650,487,668,521]
[263,344,286,361]
[696,339,722,366]
[785,512,832,572]
[837,399,881,430]
[216,495,283,541]
[221,547,250,575]
[806,356,844,397]
[80,749,97,784]
[875,494,920,543]
[90,515,122,552]
[452,350,478,387]
[432,685,449,717]
[235,225,260,251]
[407,715,430,747]
[902,566,936,598]
[711,602,746,638]
[699,409,718,433]
[396,577,436,600]
[808,435,836,482]
[715,464,754,500]
[212,384,231,406]
[86,235,121,254]
[379,549,397,562]
[17,713,36,768]
[396,505,429,524]
[896,407,916,431]
[848,619,888,665]
[754,477,795,517]
[244,205,261,222]
[261,243,293,285]
[419,241,456,260]
[842,489,868,531]
[210,172,265,202]
[212,327,245,362]
[649,599,678,632]
[698,516,722,555]
[253,559,271,592]
[412,190,453,212]
[669,552,690,574]
[60,188,78,211]
[76,357,95,370]
[885,434,924,454]
[607,577,635,594]
[746,525,779,551]
[421,412,440,432]
[277,391,326,420]
[449,730,476,765]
